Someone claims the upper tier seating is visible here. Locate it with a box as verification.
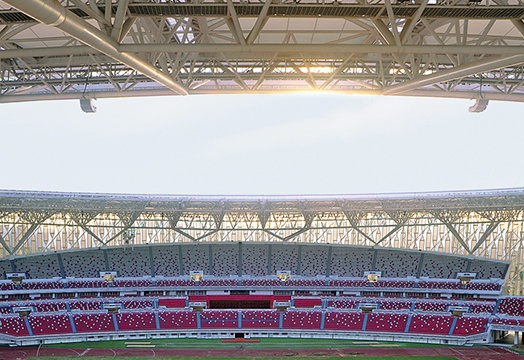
[61,250,106,278]
[419,255,468,279]
[469,260,507,280]
[300,246,328,277]
[152,245,180,277]
[14,254,61,279]
[181,245,210,275]
[270,245,299,275]
[212,245,239,277]
[375,250,421,278]
[241,244,269,276]
[329,247,374,277]
[106,248,151,277]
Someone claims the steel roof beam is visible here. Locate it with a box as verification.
[6,44,524,59]
[3,0,187,95]
[381,54,524,95]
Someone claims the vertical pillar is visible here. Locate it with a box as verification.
[238,310,242,329]
[112,313,119,331]
[154,311,161,330]
[515,331,520,345]
[68,313,77,333]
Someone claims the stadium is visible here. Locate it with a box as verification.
[0,188,524,355]
[2,0,524,357]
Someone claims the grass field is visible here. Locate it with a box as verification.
[43,338,451,350]
[28,357,458,360]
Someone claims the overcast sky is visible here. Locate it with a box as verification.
[0,94,522,196]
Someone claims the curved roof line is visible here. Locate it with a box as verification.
[1,187,524,202]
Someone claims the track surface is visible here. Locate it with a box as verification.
[0,346,523,360]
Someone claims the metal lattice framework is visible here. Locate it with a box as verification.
[2,0,524,103]
[0,189,524,293]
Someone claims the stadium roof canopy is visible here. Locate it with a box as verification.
[1,0,524,104]
[1,188,524,293]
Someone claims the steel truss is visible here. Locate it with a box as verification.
[1,0,524,103]
[0,189,524,293]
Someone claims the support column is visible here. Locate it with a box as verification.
[515,331,520,345]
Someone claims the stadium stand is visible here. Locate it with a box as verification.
[408,314,454,335]
[0,315,30,336]
[212,244,239,277]
[181,245,210,275]
[13,254,61,279]
[158,310,197,329]
[116,311,157,331]
[419,254,468,279]
[374,250,421,278]
[0,243,515,347]
[452,316,489,336]
[329,247,374,277]
[241,244,269,276]
[241,310,280,329]
[72,312,116,333]
[324,311,365,331]
[469,260,507,279]
[270,245,299,275]
[107,247,151,277]
[283,310,322,330]
[61,250,106,278]
[300,246,328,277]
[366,312,409,333]
[29,314,73,335]
[152,245,180,277]
[496,297,524,316]
[200,310,238,329]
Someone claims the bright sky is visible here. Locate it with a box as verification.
[0,94,523,196]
